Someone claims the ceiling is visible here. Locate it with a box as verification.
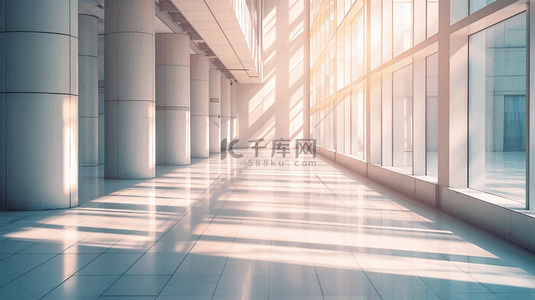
[78,0,260,84]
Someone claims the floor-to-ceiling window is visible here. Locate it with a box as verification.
[468,12,527,203]
[393,64,413,172]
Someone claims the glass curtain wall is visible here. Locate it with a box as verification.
[310,0,366,158]
[311,0,531,207]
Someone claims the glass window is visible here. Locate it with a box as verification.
[450,0,468,25]
[393,64,413,172]
[344,20,351,86]
[330,42,336,96]
[426,53,438,178]
[320,103,325,146]
[383,0,393,62]
[344,93,351,155]
[351,88,365,159]
[330,0,336,38]
[468,12,526,203]
[336,96,345,153]
[337,0,345,27]
[393,0,413,57]
[427,0,438,37]
[470,0,495,15]
[371,0,381,69]
[337,26,345,91]
[329,98,335,149]
[351,11,364,81]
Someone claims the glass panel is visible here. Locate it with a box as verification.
[330,42,336,96]
[344,93,351,155]
[393,0,413,57]
[371,0,381,69]
[344,19,351,86]
[337,0,345,27]
[383,0,393,62]
[392,64,413,172]
[450,0,468,25]
[336,96,345,153]
[470,0,495,15]
[351,11,364,81]
[468,13,526,203]
[320,103,325,146]
[330,0,336,39]
[351,88,365,159]
[330,98,335,148]
[337,25,345,91]
[414,0,426,44]
[427,0,438,37]
[426,53,438,178]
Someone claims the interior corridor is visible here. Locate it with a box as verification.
[1,150,535,299]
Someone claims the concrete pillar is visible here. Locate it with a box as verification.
[156,33,190,165]
[104,0,155,179]
[0,0,78,210]
[230,82,237,144]
[191,54,210,158]
[98,34,105,165]
[209,69,221,154]
[79,14,98,167]
[220,76,230,149]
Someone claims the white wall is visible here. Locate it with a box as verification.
[235,0,309,148]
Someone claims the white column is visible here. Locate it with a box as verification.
[156,33,190,165]
[191,54,210,158]
[105,0,155,179]
[230,81,237,143]
[79,14,98,167]
[0,0,78,210]
[209,69,221,154]
[220,75,230,149]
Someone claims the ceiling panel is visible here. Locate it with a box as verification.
[171,0,259,83]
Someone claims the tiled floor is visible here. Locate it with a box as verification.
[1,150,535,299]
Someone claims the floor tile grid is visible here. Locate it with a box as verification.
[154,171,247,299]
[313,168,450,300]
[100,172,232,294]
[307,171,383,300]
[221,171,275,299]
[254,167,333,299]
[39,173,228,299]
[0,250,79,292]
[309,172,339,300]
[314,162,512,300]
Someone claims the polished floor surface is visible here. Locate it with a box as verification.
[1,150,535,299]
